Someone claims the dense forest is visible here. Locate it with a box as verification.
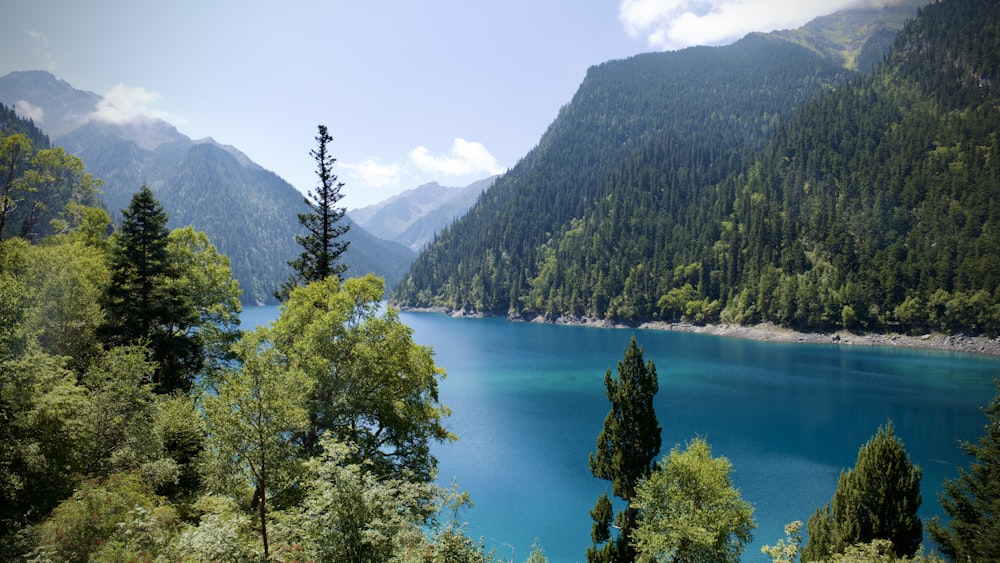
[393,0,1000,335]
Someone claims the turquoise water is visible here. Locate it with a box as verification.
[240,305,1000,562]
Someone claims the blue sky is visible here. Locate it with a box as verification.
[2,0,887,209]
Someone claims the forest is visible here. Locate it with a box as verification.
[0,163,996,560]
[393,0,1000,336]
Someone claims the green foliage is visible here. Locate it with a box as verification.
[277,124,350,300]
[166,226,242,378]
[23,236,108,370]
[78,345,160,478]
[271,275,453,480]
[31,472,179,563]
[632,437,755,562]
[588,336,661,562]
[927,380,1000,562]
[762,521,803,563]
[0,123,101,243]
[804,423,923,561]
[203,327,310,559]
[396,0,1000,336]
[282,436,434,562]
[0,349,87,544]
[101,186,201,392]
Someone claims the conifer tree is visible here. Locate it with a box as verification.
[587,336,661,562]
[101,186,200,393]
[928,381,1000,561]
[803,422,922,561]
[277,125,349,300]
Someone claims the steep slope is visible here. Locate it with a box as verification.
[393,31,855,315]
[396,0,1000,335]
[0,71,415,304]
[768,0,924,71]
[350,176,497,251]
[712,0,1000,332]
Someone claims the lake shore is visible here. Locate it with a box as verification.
[397,306,1000,357]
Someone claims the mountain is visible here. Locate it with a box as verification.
[768,0,924,71]
[0,71,415,304]
[394,0,1000,335]
[349,176,497,251]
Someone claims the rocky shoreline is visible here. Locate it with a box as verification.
[397,306,1000,357]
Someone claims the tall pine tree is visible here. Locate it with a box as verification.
[803,422,922,561]
[101,186,200,393]
[277,125,349,300]
[587,335,661,562]
[928,381,1000,561]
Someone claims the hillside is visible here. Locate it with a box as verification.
[392,15,860,316]
[393,0,1000,334]
[0,71,415,304]
[349,176,497,251]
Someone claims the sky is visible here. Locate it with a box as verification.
[2,0,888,209]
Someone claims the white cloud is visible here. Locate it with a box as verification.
[409,138,506,177]
[14,100,44,124]
[619,0,876,50]
[342,158,401,188]
[91,84,181,124]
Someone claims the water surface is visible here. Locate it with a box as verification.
[241,305,1000,562]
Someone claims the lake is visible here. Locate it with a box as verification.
[241,305,1000,562]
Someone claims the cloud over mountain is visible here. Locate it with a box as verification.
[619,0,895,50]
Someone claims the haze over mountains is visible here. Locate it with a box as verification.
[0,71,416,304]
[348,176,497,252]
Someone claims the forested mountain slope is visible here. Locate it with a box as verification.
[394,0,1000,334]
[0,71,415,304]
[392,16,860,317]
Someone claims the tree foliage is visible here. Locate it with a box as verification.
[632,437,756,563]
[804,423,923,561]
[927,380,1000,561]
[203,327,311,560]
[588,336,662,562]
[270,274,454,480]
[277,124,350,300]
[395,0,1000,336]
[100,186,201,392]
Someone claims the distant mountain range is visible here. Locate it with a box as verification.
[0,70,415,304]
[348,176,497,252]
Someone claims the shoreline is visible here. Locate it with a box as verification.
[396,306,1000,357]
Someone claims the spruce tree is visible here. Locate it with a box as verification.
[101,186,200,393]
[277,125,349,300]
[803,422,923,561]
[928,381,1000,561]
[587,336,661,562]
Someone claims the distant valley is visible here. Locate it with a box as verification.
[348,176,496,252]
[0,70,416,304]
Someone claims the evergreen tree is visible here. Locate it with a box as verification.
[277,125,349,300]
[101,186,200,393]
[587,336,661,562]
[803,422,923,561]
[928,381,1000,561]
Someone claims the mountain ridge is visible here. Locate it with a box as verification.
[0,70,415,304]
[392,0,1000,335]
[349,175,497,251]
